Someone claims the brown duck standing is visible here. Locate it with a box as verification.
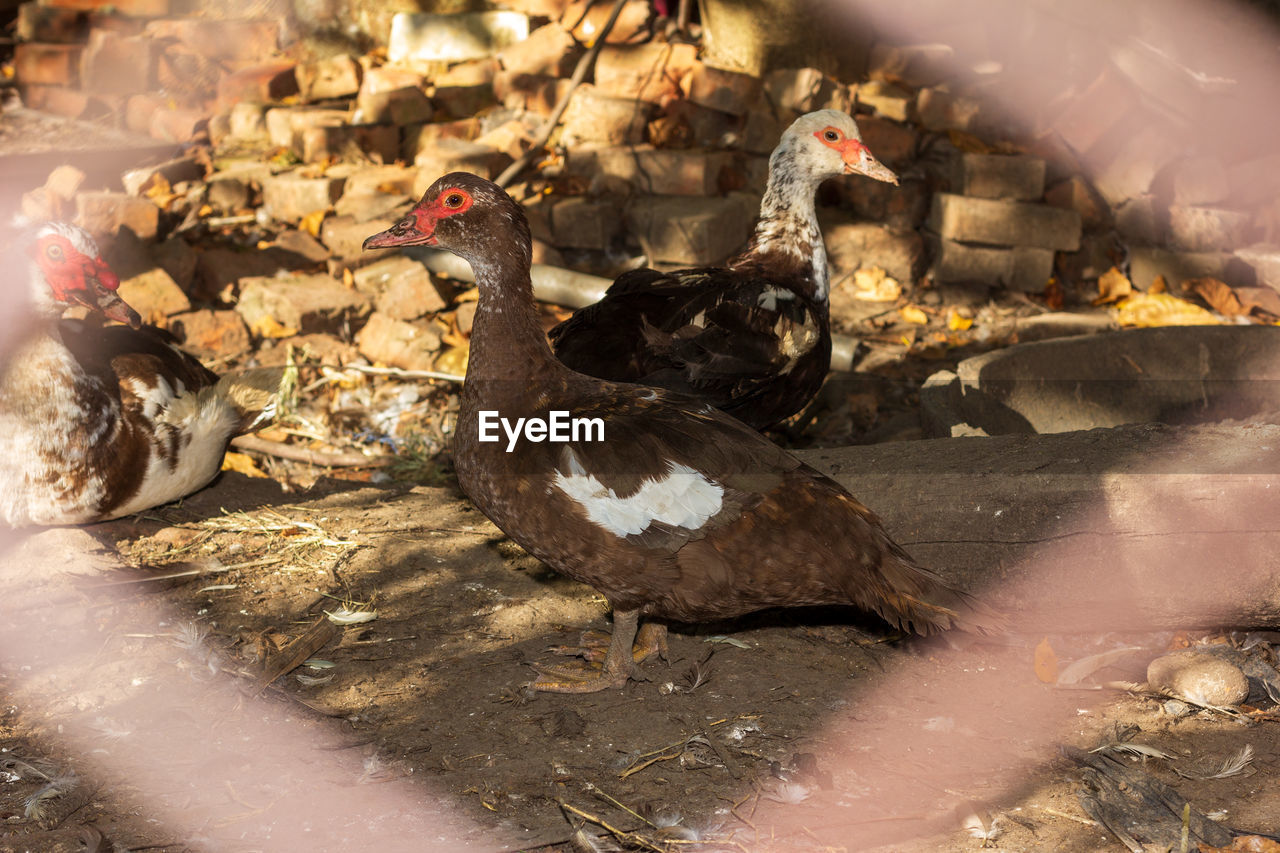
[548,110,898,430]
[365,173,995,693]
[0,222,280,526]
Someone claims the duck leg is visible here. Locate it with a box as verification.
[549,621,668,664]
[532,609,650,693]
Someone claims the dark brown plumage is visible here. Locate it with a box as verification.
[364,173,996,693]
[549,110,898,430]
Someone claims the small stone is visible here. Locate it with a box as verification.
[169,309,251,359]
[236,274,372,337]
[355,312,442,371]
[118,267,190,326]
[388,11,529,63]
[1147,651,1249,707]
[295,54,362,102]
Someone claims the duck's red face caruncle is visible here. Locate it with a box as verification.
[363,187,475,250]
[32,232,140,328]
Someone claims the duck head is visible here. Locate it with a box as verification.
[28,223,140,328]
[777,109,899,186]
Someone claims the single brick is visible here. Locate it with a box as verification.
[1168,205,1253,252]
[932,239,1055,292]
[685,63,762,116]
[577,146,735,196]
[143,19,278,62]
[355,312,441,371]
[216,61,298,106]
[824,220,925,285]
[1044,176,1112,230]
[1129,247,1254,291]
[855,115,918,168]
[118,267,190,326]
[236,274,372,337]
[561,85,651,146]
[625,194,758,265]
[855,79,912,122]
[355,256,447,319]
[16,4,86,43]
[412,139,511,187]
[169,309,250,359]
[300,124,400,165]
[295,54,362,102]
[594,42,697,103]
[431,82,498,121]
[261,173,346,222]
[928,193,1082,251]
[356,85,433,125]
[952,153,1045,201]
[80,29,155,95]
[75,191,158,239]
[388,11,529,63]
[14,43,80,87]
[497,21,580,77]
[550,196,621,250]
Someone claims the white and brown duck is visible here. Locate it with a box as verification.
[364,173,995,694]
[0,222,280,526]
[548,110,898,430]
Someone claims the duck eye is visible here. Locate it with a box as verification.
[44,244,63,261]
[443,192,466,209]
[824,129,840,142]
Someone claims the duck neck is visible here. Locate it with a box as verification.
[464,258,563,386]
[731,160,829,304]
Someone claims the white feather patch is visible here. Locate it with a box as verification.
[553,452,724,538]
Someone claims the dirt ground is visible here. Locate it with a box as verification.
[3,451,1280,852]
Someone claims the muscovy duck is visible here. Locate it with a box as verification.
[548,109,898,430]
[364,173,996,694]
[0,222,280,526]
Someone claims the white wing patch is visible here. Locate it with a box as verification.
[553,452,724,538]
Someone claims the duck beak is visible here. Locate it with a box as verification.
[363,213,436,249]
[74,259,141,328]
[843,142,899,185]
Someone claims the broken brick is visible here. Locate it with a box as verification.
[564,0,651,45]
[16,4,87,43]
[685,63,762,116]
[498,21,581,77]
[855,80,912,122]
[355,256,447,319]
[341,165,420,199]
[550,196,621,250]
[75,192,158,239]
[169,309,250,359]
[824,220,924,285]
[216,60,298,106]
[79,29,155,95]
[1129,246,1254,291]
[412,139,511,187]
[1168,205,1253,252]
[118,267,191,326]
[561,85,651,146]
[932,239,1055,293]
[23,84,90,118]
[1044,176,1112,230]
[593,42,697,104]
[355,312,442,371]
[322,215,395,261]
[577,146,735,196]
[300,124,400,165]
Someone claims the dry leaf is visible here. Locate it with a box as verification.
[1199,835,1280,852]
[299,209,327,238]
[342,267,355,288]
[221,451,268,478]
[1044,277,1065,311]
[1034,637,1058,683]
[850,266,902,302]
[434,344,469,376]
[1149,274,1168,294]
[900,304,929,325]
[1115,292,1220,327]
[947,309,973,331]
[1093,266,1133,305]
[249,315,299,339]
[1188,277,1246,316]
[455,287,480,303]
